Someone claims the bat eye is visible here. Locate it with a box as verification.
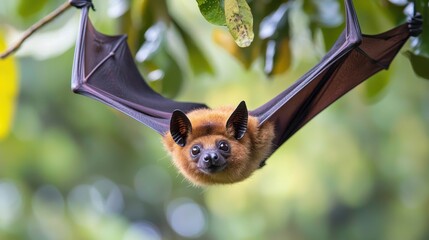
[191,145,201,157]
[218,141,229,152]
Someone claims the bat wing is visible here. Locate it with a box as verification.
[250,0,420,152]
[71,5,208,135]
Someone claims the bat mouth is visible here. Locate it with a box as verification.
[198,163,227,174]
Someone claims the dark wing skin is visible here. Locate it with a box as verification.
[250,0,422,153]
[71,5,208,135]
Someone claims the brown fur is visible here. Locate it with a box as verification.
[162,106,275,186]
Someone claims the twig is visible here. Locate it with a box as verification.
[0,1,72,59]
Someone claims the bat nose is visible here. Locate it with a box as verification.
[203,152,219,163]
[199,151,226,174]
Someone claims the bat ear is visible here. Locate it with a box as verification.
[170,110,192,147]
[226,101,248,140]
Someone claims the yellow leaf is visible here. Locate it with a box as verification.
[0,32,19,139]
[224,0,254,47]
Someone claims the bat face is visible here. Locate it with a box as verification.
[188,138,230,174]
[162,102,275,186]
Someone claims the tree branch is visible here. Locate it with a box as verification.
[0,1,72,59]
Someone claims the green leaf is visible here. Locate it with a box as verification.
[304,0,344,51]
[176,25,214,75]
[413,0,429,56]
[196,0,226,26]
[407,0,429,79]
[405,51,429,80]
[224,0,254,47]
[162,52,184,97]
[136,22,184,98]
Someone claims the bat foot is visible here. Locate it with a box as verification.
[70,0,96,11]
[408,13,423,37]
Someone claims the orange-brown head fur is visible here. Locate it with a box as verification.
[162,102,275,186]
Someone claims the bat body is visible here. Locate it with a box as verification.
[70,0,422,185]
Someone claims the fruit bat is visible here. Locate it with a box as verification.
[70,0,422,185]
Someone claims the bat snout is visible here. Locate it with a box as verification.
[198,151,227,174]
[203,152,219,163]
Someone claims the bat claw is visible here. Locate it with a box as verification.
[70,0,96,11]
[408,13,423,37]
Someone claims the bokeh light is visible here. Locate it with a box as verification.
[166,198,207,238]
[122,221,162,240]
[0,181,22,228]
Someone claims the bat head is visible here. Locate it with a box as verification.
[162,101,275,186]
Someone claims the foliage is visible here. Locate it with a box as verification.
[0,0,429,239]
[408,0,429,79]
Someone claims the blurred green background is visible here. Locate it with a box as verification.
[1,0,429,239]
